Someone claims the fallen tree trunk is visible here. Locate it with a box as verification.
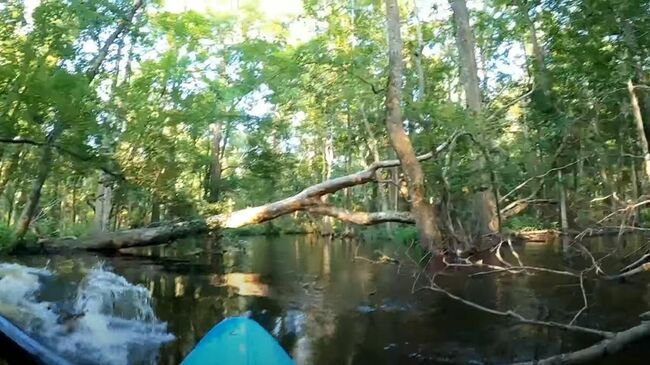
[305,206,414,225]
[41,138,454,251]
[513,314,650,365]
[500,198,557,219]
[514,229,561,242]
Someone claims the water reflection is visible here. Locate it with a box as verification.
[210,273,270,297]
[2,234,650,364]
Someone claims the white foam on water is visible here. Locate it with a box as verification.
[0,263,58,333]
[0,263,174,365]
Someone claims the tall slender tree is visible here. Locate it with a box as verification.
[384,0,441,251]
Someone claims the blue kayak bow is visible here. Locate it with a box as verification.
[181,317,295,365]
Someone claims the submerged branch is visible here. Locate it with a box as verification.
[512,316,650,365]
[419,283,614,338]
[605,263,650,280]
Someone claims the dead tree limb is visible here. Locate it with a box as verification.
[0,137,123,179]
[605,262,650,281]
[500,199,557,219]
[305,206,414,225]
[620,253,650,273]
[596,198,650,225]
[512,315,650,365]
[569,272,588,326]
[418,283,614,338]
[500,160,580,203]
[42,137,456,251]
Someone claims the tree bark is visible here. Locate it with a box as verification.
[150,194,161,224]
[384,0,441,251]
[92,38,124,233]
[558,170,569,231]
[207,123,223,203]
[521,2,552,111]
[450,0,499,236]
[362,114,389,213]
[71,178,78,226]
[5,187,16,226]
[623,21,650,142]
[412,0,426,102]
[450,0,481,113]
[86,0,144,81]
[306,206,414,225]
[93,173,113,232]
[513,316,650,365]
[320,134,335,234]
[628,80,650,183]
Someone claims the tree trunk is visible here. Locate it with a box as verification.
[93,173,113,232]
[392,166,400,210]
[623,21,650,142]
[86,0,144,81]
[479,45,488,92]
[0,147,21,197]
[207,123,223,203]
[450,0,481,112]
[412,0,426,102]
[450,0,499,236]
[628,80,650,183]
[631,156,640,198]
[14,125,63,241]
[522,3,552,111]
[92,38,124,232]
[558,170,569,231]
[151,194,161,224]
[513,317,650,365]
[5,187,16,225]
[361,113,389,213]
[384,0,441,251]
[345,108,353,210]
[71,179,78,226]
[13,0,143,242]
[320,134,335,234]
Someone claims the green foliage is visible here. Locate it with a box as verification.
[503,215,550,232]
[391,226,420,246]
[1,0,650,244]
[0,224,15,250]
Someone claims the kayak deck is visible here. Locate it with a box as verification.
[181,317,295,365]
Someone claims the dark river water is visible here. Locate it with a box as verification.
[2,234,650,364]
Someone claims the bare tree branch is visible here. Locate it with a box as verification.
[306,205,414,225]
[569,272,588,326]
[512,316,650,365]
[418,282,613,338]
[500,160,580,203]
[0,137,123,179]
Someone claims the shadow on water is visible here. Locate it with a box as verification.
[2,233,650,364]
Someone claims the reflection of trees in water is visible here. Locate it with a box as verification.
[210,273,270,297]
[21,235,650,364]
[152,235,380,364]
